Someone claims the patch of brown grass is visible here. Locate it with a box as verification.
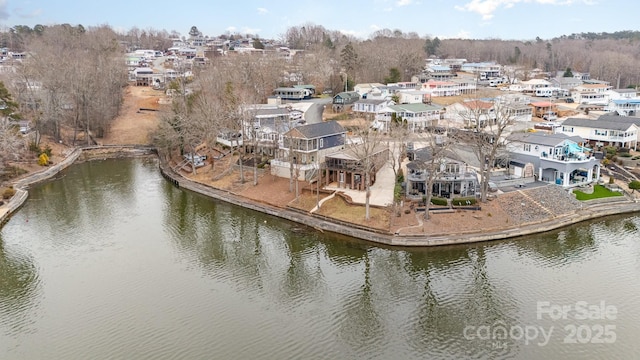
[316,195,390,231]
[288,190,330,212]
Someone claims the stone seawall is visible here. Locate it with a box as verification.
[2,146,639,247]
[158,159,640,247]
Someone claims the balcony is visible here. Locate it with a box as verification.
[540,151,592,163]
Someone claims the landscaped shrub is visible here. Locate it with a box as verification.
[430,197,448,206]
[42,145,53,157]
[396,168,404,184]
[452,197,477,206]
[394,183,403,202]
[2,187,15,199]
[38,153,49,166]
[609,176,615,184]
[619,152,632,158]
[604,146,617,159]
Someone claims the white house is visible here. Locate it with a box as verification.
[520,79,552,93]
[571,83,612,105]
[353,83,386,98]
[605,99,640,116]
[507,132,601,188]
[460,62,501,80]
[352,98,394,114]
[420,80,460,97]
[446,100,495,127]
[397,90,429,104]
[560,115,639,150]
[374,103,442,132]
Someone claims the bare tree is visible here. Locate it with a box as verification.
[347,121,387,221]
[451,94,516,202]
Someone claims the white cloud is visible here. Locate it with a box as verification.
[257,7,268,14]
[396,0,413,6]
[241,27,262,35]
[226,26,237,33]
[455,0,595,20]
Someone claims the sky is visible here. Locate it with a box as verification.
[0,0,638,41]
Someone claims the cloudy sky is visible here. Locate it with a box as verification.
[0,0,636,40]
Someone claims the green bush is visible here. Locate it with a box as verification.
[619,152,632,158]
[2,187,15,199]
[396,168,404,184]
[43,145,53,157]
[430,197,448,206]
[394,183,403,202]
[452,197,477,206]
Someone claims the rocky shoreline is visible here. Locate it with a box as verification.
[2,146,640,246]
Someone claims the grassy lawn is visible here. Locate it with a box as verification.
[573,185,624,201]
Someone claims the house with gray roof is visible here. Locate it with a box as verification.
[507,132,601,187]
[352,98,394,114]
[332,91,360,112]
[404,147,478,200]
[373,103,443,132]
[560,115,639,150]
[271,121,347,181]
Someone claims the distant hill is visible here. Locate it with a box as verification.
[558,30,640,41]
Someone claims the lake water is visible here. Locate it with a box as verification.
[1,157,639,359]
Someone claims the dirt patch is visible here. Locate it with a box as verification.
[390,198,512,236]
[101,86,165,145]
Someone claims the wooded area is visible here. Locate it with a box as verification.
[2,22,640,178]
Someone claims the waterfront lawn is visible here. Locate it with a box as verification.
[573,185,624,201]
[316,195,389,231]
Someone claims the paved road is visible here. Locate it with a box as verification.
[301,97,332,124]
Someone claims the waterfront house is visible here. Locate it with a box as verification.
[323,143,389,191]
[560,115,639,150]
[271,121,346,181]
[405,147,478,200]
[507,132,601,187]
[244,107,300,157]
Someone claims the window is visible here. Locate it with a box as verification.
[524,144,531,152]
[594,129,607,136]
[319,138,324,148]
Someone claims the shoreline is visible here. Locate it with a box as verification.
[2,146,640,246]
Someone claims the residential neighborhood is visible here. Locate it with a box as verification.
[2,9,640,360]
[2,23,640,240]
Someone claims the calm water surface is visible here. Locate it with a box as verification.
[1,157,639,359]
